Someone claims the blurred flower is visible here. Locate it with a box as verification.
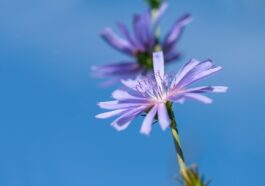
[96,51,227,135]
[92,2,192,85]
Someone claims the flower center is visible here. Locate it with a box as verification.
[135,51,153,70]
[135,72,176,102]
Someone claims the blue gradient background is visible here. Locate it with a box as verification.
[0,0,264,186]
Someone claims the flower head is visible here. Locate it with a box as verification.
[96,51,227,135]
[92,2,192,85]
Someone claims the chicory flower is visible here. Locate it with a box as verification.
[96,51,227,135]
[92,2,192,84]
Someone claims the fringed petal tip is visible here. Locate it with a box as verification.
[158,104,170,130]
[95,114,102,119]
[184,93,213,104]
[140,106,158,136]
[95,113,109,119]
[100,27,111,36]
[120,78,140,90]
[90,65,98,71]
[189,58,213,64]
[212,86,228,93]
[97,101,118,109]
[140,130,151,136]
[95,109,126,119]
[111,121,130,131]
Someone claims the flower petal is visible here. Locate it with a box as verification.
[111,106,147,131]
[121,76,143,90]
[163,13,192,50]
[112,89,146,100]
[158,103,170,130]
[91,62,140,77]
[153,51,164,77]
[171,58,200,88]
[184,93,213,104]
[180,66,222,88]
[210,86,228,93]
[96,109,127,119]
[101,28,135,56]
[117,22,136,48]
[164,51,181,62]
[98,101,146,110]
[185,86,228,93]
[153,51,165,90]
[140,105,158,135]
[153,2,168,29]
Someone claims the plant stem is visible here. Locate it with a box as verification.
[167,103,209,186]
[151,8,161,52]
[166,102,187,173]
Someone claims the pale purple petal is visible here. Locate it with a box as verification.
[171,59,200,88]
[96,109,127,119]
[184,93,213,104]
[121,76,143,90]
[98,101,147,110]
[177,60,215,82]
[101,28,135,56]
[171,59,220,88]
[190,60,214,73]
[153,51,165,77]
[158,103,170,130]
[179,66,222,88]
[153,51,165,89]
[185,86,228,93]
[140,105,158,135]
[192,66,222,81]
[111,106,148,131]
[112,89,146,100]
[210,86,228,93]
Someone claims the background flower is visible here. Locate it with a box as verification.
[92,2,192,84]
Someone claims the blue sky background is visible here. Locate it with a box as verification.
[0,0,265,186]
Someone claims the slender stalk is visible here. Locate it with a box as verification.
[171,117,186,171]
[166,102,188,177]
[149,1,161,52]
[167,103,209,186]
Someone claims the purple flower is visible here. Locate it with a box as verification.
[92,2,192,84]
[96,51,227,135]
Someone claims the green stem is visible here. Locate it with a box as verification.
[166,102,187,172]
[151,8,161,52]
[167,103,209,186]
